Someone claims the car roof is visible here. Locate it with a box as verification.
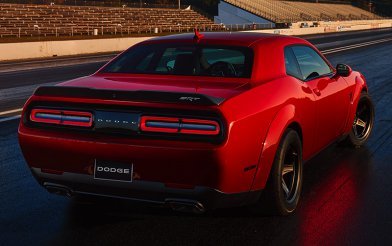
[141,32,304,47]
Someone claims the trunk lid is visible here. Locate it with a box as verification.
[55,74,251,105]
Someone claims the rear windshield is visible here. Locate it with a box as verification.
[101,44,253,78]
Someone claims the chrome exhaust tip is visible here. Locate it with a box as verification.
[165,199,206,214]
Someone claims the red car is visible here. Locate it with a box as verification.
[18,32,374,215]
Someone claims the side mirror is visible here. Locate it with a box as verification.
[336,64,352,77]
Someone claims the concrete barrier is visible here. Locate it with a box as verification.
[245,21,391,36]
[246,27,326,35]
[379,23,392,28]
[0,36,150,61]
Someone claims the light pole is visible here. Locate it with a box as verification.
[178,0,181,9]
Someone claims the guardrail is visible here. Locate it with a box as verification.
[1,23,278,39]
[0,0,185,9]
[1,25,225,39]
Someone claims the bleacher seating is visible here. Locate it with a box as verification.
[224,0,381,23]
[0,3,223,38]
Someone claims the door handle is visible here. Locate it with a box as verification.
[313,88,321,96]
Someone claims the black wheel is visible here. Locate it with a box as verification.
[250,129,303,216]
[347,92,375,147]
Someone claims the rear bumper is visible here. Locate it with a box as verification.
[31,168,262,211]
[19,121,258,193]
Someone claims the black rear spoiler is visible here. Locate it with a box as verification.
[34,86,225,106]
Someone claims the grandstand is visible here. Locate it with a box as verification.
[218,0,382,24]
[0,3,223,38]
[0,1,388,39]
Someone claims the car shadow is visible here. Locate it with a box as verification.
[53,144,373,245]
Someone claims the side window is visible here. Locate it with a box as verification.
[291,46,332,80]
[284,47,302,79]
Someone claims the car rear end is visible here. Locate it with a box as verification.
[18,34,266,212]
[18,85,259,212]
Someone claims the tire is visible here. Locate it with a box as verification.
[250,128,303,216]
[347,92,375,147]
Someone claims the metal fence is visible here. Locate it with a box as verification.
[0,22,277,39]
[0,0,185,9]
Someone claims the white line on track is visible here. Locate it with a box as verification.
[1,54,115,66]
[321,37,392,54]
[0,37,391,124]
[0,115,21,123]
[0,108,23,116]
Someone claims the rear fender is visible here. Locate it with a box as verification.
[343,73,368,133]
[250,104,297,191]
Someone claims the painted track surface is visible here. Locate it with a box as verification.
[0,32,392,245]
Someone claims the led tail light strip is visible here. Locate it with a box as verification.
[30,109,93,127]
[140,116,220,135]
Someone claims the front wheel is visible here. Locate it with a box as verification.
[347,92,375,147]
[251,129,303,216]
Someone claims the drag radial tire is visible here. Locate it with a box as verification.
[347,92,375,147]
[250,129,303,216]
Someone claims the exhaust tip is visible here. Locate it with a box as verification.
[165,199,206,214]
[43,183,73,197]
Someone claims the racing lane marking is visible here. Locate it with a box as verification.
[0,115,21,123]
[0,81,58,101]
[323,38,392,52]
[321,37,392,54]
[0,108,23,116]
[0,54,115,66]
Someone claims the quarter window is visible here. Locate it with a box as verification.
[291,46,332,80]
[284,47,302,79]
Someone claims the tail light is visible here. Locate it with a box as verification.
[140,116,220,135]
[30,108,93,127]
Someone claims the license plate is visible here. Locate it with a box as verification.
[94,160,133,182]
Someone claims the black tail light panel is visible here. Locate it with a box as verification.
[24,102,226,144]
[30,109,93,128]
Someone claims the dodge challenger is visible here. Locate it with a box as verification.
[18,32,374,215]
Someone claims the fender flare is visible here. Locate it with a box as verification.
[343,74,368,133]
[250,104,298,191]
